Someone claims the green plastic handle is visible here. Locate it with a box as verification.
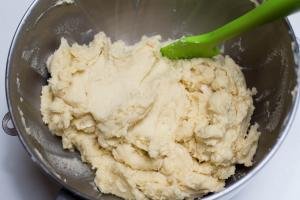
[186,0,300,44]
[161,0,300,59]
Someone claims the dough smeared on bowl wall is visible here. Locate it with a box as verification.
[41,32,260,200]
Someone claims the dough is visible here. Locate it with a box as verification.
[41,32,260,200]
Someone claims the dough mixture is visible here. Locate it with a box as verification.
[41,33,260,200]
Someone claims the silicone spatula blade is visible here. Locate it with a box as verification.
[161,0,300,59]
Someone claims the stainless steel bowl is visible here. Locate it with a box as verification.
[4,0,300,199]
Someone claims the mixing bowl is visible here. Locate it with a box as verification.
[3,0,300,199]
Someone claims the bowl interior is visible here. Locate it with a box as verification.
[7,0,298,199]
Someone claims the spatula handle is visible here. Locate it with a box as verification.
[189,0,300,44]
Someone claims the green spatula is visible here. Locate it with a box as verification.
[161,0,300,59]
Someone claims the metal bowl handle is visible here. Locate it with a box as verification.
[297,36,300,57]
[2,112,18,136]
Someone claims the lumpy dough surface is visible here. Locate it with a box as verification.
[41,33,260,200]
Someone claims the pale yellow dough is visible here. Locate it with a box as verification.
[41,32,260,200]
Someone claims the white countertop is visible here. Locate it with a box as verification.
[0,1,299,200]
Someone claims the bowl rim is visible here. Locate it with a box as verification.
[5,0,300,200]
